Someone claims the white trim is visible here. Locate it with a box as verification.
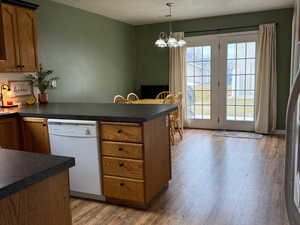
[185,37,219,129]
[185,31,258,46]
[219,33,258,131]
[270,129,287,135]
[184,32,258,131]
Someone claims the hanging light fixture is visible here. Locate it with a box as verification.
[155,3,186,48]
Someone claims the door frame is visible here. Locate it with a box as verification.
[184,31,259,131]
[219,32,258,131]
[184,35,220,129]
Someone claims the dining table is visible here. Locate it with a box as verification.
[131,99,165,104]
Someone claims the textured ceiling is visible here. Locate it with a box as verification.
[52,0,294,25]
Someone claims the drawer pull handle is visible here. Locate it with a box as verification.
[117,129,122,133]
[119,163,124,167]
[118,147,123,151]
[120,183,125,186]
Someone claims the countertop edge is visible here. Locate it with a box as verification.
[4,105,178,122]
[0,157,75,200]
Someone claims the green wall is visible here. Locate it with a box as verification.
[134,8,293,129]
[31,0,136,103]
[29,1,293,129]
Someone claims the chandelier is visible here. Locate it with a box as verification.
[155,3,186,48]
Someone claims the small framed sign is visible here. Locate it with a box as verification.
[8,80,33,97]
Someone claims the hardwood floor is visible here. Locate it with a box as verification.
[71,129,289,225]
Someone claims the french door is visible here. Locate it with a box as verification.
[185,32,258,131]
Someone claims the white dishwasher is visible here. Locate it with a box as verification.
[48,119,105,201]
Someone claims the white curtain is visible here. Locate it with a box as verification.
[169,32,186,121]
[255,24,277,134]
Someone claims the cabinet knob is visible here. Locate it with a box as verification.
[120,183,125,187]
[119,162,124,167]
[16,65,21,68]
[117,129,122,134]
[118,147,123,151]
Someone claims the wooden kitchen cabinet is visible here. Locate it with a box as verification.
[0,3,38,72]
[16,6,39,72]
[21,117,51,154]
[0,118,21,149]
[100,117,171,208]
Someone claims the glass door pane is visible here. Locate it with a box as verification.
[186,45,212,120]
[225,41,256,122]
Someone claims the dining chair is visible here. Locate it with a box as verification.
[156,91,170,100]
[127,93,139,102]
[175,93,184,140]
[164,93,184,145]
[164,94,177,145]
[113,95,127,104]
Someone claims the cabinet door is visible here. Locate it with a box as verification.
[0,4,20,72]
[21,118,50,154]
[16,7,38,72]
[0,118,21,149]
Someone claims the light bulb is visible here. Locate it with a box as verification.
[178,39,186,47]
[155,38,167,48]
[167,37,177,47]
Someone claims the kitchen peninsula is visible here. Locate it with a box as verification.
[0,103,177,208]
[0,149,75,225]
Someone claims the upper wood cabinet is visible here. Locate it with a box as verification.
[21,117,51,154]
[0,3,38,72]
[0,118,21,150]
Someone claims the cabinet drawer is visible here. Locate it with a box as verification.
[101,124,142,143]
[102,141,143,159]
[103,176,144,202]
[102,157,144,179]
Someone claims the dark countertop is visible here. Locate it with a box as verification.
[0,149,75,200]
[0,103,177,122]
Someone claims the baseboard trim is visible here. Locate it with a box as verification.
[271,129,286,136]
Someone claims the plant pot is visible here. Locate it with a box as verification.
[38,93,48,104]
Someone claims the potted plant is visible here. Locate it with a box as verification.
[26,65,59,104]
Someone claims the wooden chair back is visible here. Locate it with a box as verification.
[113,95,127,104]
[127,93,139,102]
[164,94,176,104]
[156,91,170,99]
[164,93,183,118]
[175,93,183,118]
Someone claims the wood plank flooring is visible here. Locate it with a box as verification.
[71,129,289,225]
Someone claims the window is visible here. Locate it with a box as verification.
[226,42,256,121]
[186,45,212,120]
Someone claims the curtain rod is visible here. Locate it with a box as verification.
[184,22,278,35]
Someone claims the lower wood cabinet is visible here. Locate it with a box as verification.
[103,175,145,203]
[100,116,171,208]
[0,171,72,225]
[0,117,21,149]
[21,117,51,154]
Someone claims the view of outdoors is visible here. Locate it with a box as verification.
[226,42,256,121]
[186,45,212,120]
[186,41,256,122]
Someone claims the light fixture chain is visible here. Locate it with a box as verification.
[155,2,186,48]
